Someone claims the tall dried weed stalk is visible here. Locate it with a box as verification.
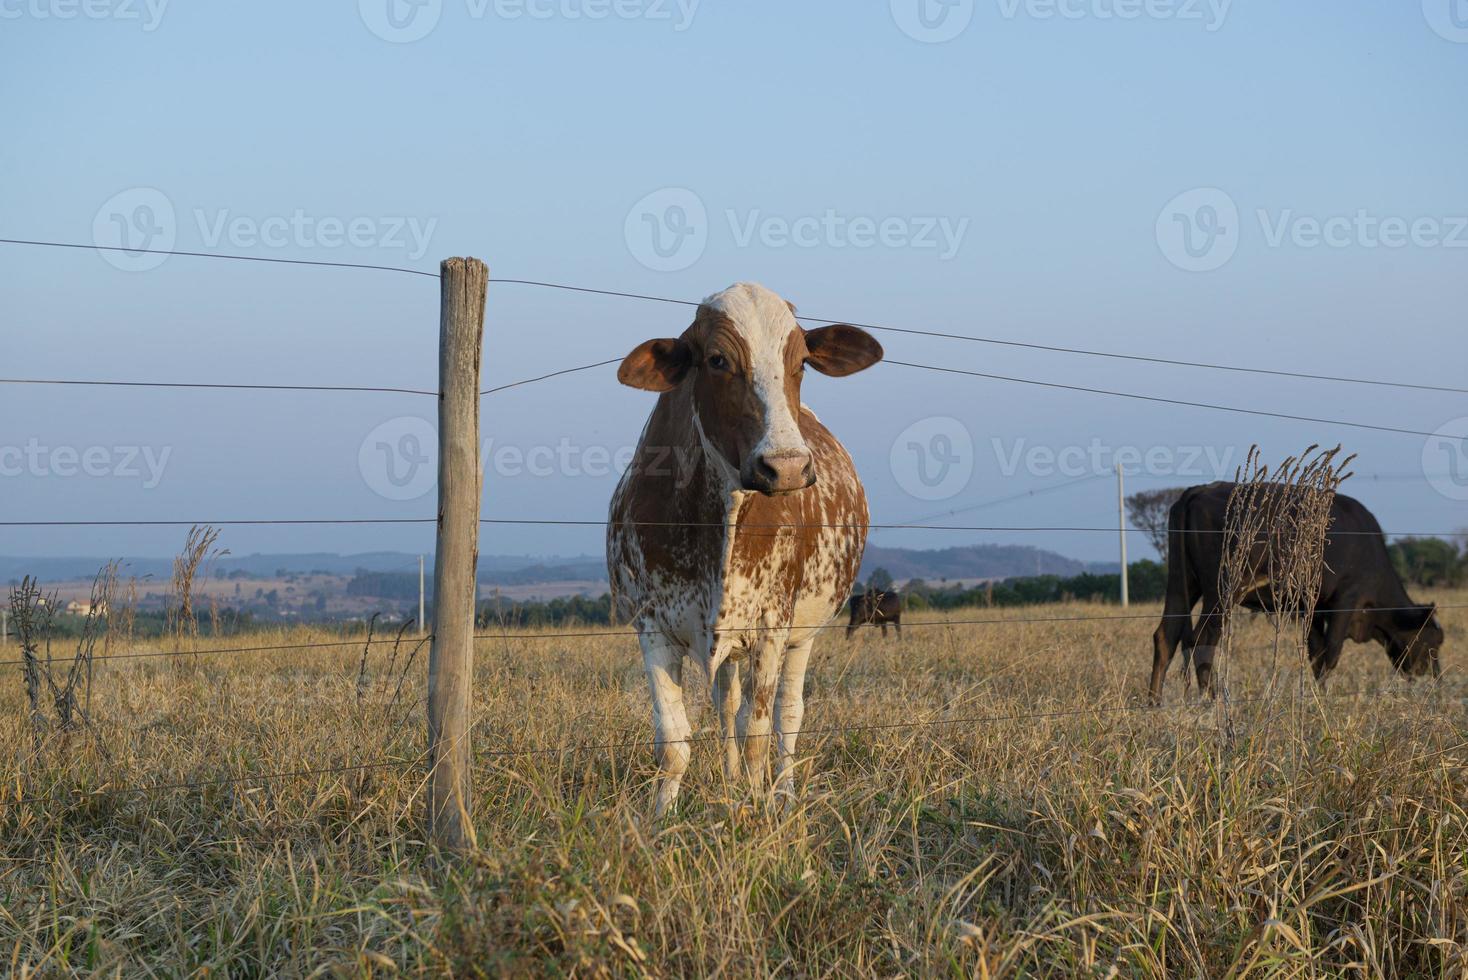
[168,525,227,656]
[7,563,118,756]
[1216,445,1354,714]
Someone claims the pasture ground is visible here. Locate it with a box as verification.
[1,593,1465,976]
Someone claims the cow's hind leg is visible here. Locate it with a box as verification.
[640,632,691,818]
[711,658,742,783]
[1150,599,1195,703]
[737,636,783,795]
[773,634,815,802]
[1191,605,1224,699]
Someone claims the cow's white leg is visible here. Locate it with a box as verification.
[774,634,815,800]
[640,631,691,818]
[737,635,783,793]
[711,657,742,782]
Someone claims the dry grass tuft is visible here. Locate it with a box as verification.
[0,597,1463,975]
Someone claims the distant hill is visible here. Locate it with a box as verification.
[0,552,603,584]
[3,546,1114,593]
[860,543,1115,583]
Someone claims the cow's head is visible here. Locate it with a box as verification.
[617,282,883,494]
[1383,603,1444,678]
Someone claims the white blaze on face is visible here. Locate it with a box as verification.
[702,282,810,463]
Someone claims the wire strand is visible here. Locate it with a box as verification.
[475,687,1463,759]
[484,277,1467,395]
[0,518,435,527]
[884,359,1446,439]
[0,238,438,279]
[481,358,622,395]
[0,635,428,669]
[479,516,1468,537]
[0,377,436,396]
[471,602,1466,643]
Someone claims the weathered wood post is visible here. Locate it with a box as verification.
[427,256,486,853]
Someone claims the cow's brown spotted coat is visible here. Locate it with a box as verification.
[607,283,880,814]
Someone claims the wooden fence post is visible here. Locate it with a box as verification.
[427,256,486,853]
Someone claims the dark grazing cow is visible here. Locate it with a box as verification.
[1150,482,1444,701]
[847,589,902,638]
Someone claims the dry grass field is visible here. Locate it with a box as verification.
[0,593,1465,976]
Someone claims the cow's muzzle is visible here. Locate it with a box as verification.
[742,449,816,495]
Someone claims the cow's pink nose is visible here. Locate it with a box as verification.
[745,449,815,494]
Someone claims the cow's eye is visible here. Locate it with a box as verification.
[708,353,730,372]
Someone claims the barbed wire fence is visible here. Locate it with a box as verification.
[2,239,1465,849]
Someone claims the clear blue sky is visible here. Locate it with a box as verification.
[3,1,1466,564]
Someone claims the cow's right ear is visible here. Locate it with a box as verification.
[617,338,692,392]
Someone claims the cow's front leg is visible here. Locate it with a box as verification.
[711,657,742,782]
[640,631,691,818]
[774,633,815,801]
[737,634,783,794]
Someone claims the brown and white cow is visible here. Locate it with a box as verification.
[607,282,882,815]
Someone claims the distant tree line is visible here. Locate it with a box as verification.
[476,593,612,628]
[884,560,1169,611]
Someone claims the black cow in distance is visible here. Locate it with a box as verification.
[1150,482,1443,700]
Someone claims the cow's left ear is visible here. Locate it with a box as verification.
[804,324,883,377]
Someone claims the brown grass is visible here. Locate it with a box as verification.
[0,597,1464,976]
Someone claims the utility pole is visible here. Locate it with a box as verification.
[418,554,426,638]
[1117,462,1129,608]
[1,609,7,647]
